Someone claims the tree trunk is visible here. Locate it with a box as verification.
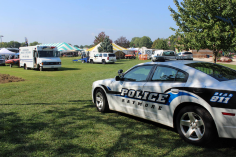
[213,49,218,64]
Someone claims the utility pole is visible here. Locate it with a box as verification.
[0,35,3,48]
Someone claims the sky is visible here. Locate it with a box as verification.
[0,0,181,46]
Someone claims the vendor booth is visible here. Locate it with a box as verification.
[86,43,130,59]
[41,42,82,57]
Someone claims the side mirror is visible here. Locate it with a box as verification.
[115,76,120,81]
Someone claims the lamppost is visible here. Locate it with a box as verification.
[0,35,3,48]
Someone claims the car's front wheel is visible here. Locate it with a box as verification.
[176,105,216,145]
[95,88,109,112]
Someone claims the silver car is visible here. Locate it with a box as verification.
[178,51,193,60]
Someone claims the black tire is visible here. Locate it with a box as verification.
[102,60,106,64]
[90,59,93,64]
[94,88,109,113]
[40,66,43,71]
[24,64,27,70]
[176,105,216,146]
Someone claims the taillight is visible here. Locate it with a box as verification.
[107,57,109,60]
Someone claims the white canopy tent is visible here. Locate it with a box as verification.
[0,48,16,58]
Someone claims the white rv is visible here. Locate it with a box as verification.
[19,46,61,71]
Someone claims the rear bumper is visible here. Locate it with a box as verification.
[106,60,116,63]
[212,107,236,139]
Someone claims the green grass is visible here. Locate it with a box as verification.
[1,58,236,156]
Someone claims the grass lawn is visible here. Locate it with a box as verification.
[1,58,236,156]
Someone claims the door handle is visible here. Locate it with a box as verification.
[171,89,179,93]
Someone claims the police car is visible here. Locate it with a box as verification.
[92,60,236,145]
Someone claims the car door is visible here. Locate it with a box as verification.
[109,65,155,117]
[142,65,188,125]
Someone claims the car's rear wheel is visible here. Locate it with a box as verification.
[102,60,106,64]
[176,105,216,145]
[95,88,109,112]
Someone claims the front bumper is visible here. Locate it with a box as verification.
[42,65,61,69]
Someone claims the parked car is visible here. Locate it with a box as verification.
[92,60,236,145]
[0,55,5,66]
[90,53,117,64]
[151,50,177,62]
[178,51,193,60]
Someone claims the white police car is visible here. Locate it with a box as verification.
[92,60,236,145]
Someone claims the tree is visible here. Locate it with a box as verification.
[94,32,112,45]
[74,45,79,48]
[152,38,161,48]
[169,0,236,63]
[114,36,130,48]
[139,36,153,48]
[80,45,84,49]
[130,37,140,47]
[98,37,113,52]
[30,41,41,46]
[133,38,141,48]
[155,39,169,50]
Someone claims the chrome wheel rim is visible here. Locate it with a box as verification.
[180,112,205,141]
[96,92,103,110]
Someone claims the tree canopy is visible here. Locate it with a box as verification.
[169,0,236,63]
[114,36,130,48]
[94,32,112,45]
[130,37,140,47]
[139,36,153,48]
[29,41,41,46]
[98,37,113,52]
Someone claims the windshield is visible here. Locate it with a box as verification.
[186,62,236,81]
[38,51,60,57]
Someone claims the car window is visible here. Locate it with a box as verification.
[99,54,102,57]
[95,54,99,57]
[152,66,177,81]
[103,54,107,57]
[109,54,116,57]
[183,52,192,54]
[123,65,153,82]
[175,71,186,81]
[186,62,236,81]
[163,51,175,56]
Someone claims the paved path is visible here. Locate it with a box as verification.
[193,58,236,65]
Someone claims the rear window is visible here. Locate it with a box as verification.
[183,52,192,54]
[186,62,236,81]
[109,54,116,57]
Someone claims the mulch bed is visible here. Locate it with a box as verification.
[0,74,25,84]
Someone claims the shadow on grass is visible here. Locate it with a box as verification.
[39,67,80,71]
[1,101,236,156]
